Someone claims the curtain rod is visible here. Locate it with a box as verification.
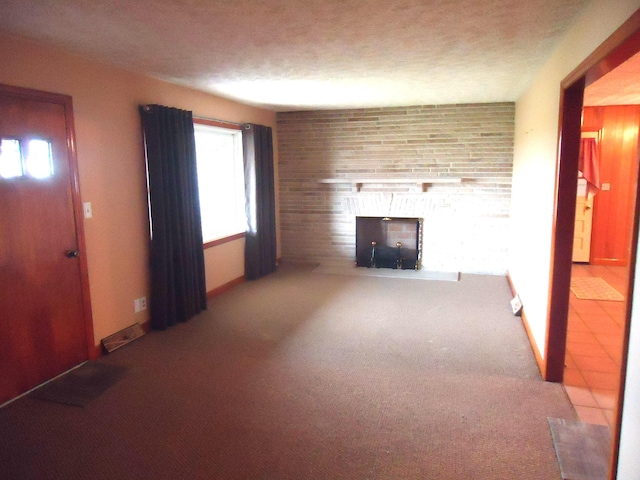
[140,105,244,127]
[193,115,244,128]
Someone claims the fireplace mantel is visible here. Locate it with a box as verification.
[318,178,461,192]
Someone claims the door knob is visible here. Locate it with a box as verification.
[585,205,592,211]
[65,250,80,258]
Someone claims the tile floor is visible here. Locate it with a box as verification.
[564,264,628,429]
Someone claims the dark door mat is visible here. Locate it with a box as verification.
[31,362,128,407]
[548,417,611,480]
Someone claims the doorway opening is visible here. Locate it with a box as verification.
[564,101,640,429]
[549,11,640,477]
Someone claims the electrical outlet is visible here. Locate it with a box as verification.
[134,297,147,313]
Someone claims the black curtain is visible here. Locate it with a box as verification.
[139,104,207,330]
[242,123,277,280]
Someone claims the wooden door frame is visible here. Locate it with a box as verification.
[547,9,640,479]
[0,83,96,360]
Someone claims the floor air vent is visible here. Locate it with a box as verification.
[101,323,145,353]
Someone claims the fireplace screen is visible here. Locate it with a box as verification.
[355,216,422,270]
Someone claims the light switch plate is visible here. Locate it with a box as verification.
[83,202,93,218]
[601,183,611,191]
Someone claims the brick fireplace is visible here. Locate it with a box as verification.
[277,103,514,274]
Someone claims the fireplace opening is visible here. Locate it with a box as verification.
[355,216,422,270]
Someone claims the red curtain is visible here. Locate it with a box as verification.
[578,137,600,198]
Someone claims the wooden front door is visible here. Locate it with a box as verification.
[0,84,92,405]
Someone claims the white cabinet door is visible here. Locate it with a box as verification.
[573,180,594,263]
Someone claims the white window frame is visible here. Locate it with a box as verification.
[193,120,246,244]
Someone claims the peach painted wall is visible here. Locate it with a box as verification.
[0,32,277,346]
[204,239,246,293]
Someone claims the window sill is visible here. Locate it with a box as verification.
[203,232,245,250]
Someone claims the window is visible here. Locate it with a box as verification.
[0,138,54,179]
[193,122,245,243]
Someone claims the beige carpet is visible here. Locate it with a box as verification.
[570,277,624,301]
[0,263,575,479]
[312,263,460,281]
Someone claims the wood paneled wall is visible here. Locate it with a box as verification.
[583,105,640,266]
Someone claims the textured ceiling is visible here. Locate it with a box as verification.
[0,0,597,111]
[584,51,640,107]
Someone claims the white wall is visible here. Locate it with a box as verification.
[510,0,640,359]
[510,1,640,477]
[618,252,640,479]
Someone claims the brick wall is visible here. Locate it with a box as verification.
[276,103,514,274]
